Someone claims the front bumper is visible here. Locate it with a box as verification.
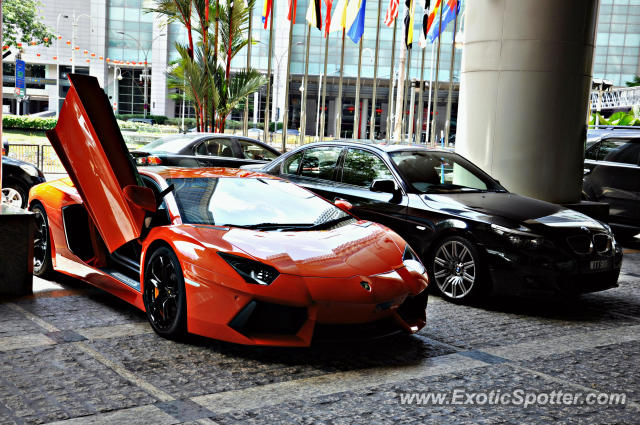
[182,263,429,347]
[482,243,622,296]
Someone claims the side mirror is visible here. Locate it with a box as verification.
[334,199,353,212]
[123,185,157,213]
[583,168,592,176]
[370,179,398,194]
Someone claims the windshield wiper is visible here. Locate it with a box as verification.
[222,222,313,231]
[308,215,354,230]
[424,184,486,193]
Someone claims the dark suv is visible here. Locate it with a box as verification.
[583,128,640,239]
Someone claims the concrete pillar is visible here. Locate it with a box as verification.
[89,0,108,87]
[456,0,599,204]
[360,98,369,139]
[151,14,170,117]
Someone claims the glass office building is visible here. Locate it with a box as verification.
[6,0,638,134]
[593,0,640,86]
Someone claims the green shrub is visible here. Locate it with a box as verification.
[3,115,57,130]
[165,117,197,128]
[115,114,168,124]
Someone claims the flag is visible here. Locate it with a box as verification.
[403,0,416,48]
[324,0,334,37]
[306,0,322,30]
[347,0,366,43]
[428,0,458,43]
[288,0,298,23]
[262,0,273,29]
[344,0,361,36]
[329,0,348,33]
[418,0,432,47]
[384,0,400,27]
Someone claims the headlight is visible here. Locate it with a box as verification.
[403,245,426,275]
[491,224,544,249]
[19,164,40,177]
[218,252,280,285]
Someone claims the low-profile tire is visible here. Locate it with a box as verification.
[30,203,54,278]
[428,235,484,303]
[2,181,28,209]
[143,246,187,339]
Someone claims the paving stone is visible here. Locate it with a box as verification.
[87,332,456,399]
[207,364,637,425]
[14,293,146,331]
[0,344,157,424]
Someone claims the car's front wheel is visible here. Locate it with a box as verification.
[429,235,483,302]
[143,246,187,339]
[2,181,27,209]
[30,203,54,278]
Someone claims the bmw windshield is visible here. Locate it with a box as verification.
[389,151,504,193]
[143,134,201,154]
[167,177,351,230]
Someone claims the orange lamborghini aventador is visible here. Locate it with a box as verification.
[28,74,429,346]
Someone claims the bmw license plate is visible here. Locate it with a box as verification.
[589,258,611,271]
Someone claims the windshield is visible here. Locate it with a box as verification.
[143,135,201,154]
[389,151,501,193]
[167,177,351,230]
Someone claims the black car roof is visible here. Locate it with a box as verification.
[308,139,454,155]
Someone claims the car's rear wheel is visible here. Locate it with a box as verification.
[429,235,483,302]
[143,246,187,339]
[31,203,54,278]
[2,181,27,209]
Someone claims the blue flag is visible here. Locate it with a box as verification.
[347,0,367,43]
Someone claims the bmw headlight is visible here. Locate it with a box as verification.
[19,164,40,177]
[491,224,544,249]
[599,222,619,252]
[218,252,280,285]
[403,245,426,275]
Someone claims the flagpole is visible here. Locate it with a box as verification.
[369,0,383,140]
[425,40,435,142]
[387,18,397,140]
[354,38,363,138]
[264,1,274,145]
[416,43,425,143]
[336,28,345,138]
[429,0,443,146]
[402,47,412,139]
[444,10,458,145]
[282,3,295,152]
[300,24,311,145]
[243,8,252,137]
[320,32,329,141]
[408,77,416,141]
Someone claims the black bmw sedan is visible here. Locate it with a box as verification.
[248,141,623,302]
[2,155,46,209]
[131,133,280,168]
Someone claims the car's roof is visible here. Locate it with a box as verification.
[305,139,455,154]
[139,166,277,180]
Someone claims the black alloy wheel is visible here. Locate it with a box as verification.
[143,246,187,339]
[430,235,483,302]
[31,204,53,277]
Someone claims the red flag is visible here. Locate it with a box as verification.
[262,0,272,29]
[384,0,400,27]
[288,0,298,23]
[324,0,333,37]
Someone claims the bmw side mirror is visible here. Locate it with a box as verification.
[370,179,398,194]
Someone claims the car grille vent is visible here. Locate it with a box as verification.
[567,235,592,254]
[592,234,611,254]
[567,233,611,255]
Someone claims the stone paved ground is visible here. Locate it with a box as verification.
[0,249,639,424]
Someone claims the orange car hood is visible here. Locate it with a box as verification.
[222,222,404,278]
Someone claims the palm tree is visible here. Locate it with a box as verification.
[150,0,264,132]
